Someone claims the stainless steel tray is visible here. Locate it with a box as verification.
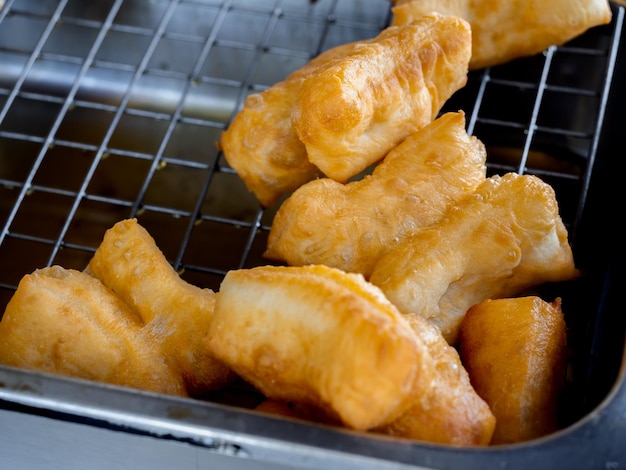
[1,1,625,468]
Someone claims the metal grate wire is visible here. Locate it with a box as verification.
[0,0,392,309]
[0,0,624,405]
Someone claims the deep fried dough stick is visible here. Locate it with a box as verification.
[265,111,487,278]
[255,314,497,447]
[459,296,568,444]
[391,0,612,70]
[219,41,366,207]
[375,313,495,446]
[206,264,431,431]
[86,218,236,395]
[0,266,187,396]
[292,13,471,182]
[214,264,495,446]
[369,173,579,344]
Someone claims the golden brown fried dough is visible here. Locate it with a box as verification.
[219,41,367,207]
[459,296,568,444]
[0,266,187,396]
[265,111,487,277]
[206,264,431,431]
[219,80,319,208]
[86,218,236,395]
[375,313,495,446]
[292,14,471,182]
[369,173,579,344]
[391,0,612,70]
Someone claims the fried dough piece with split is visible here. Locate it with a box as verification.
[250,297,495,446]
[86,218,236,396]
[292,13,471,182]
[206,264,430,431]
[375,313,495,446]
[391,0,612,70]
[219,41,366,207]
[0,266,187,396]
[369,173,579,344]
[459,296,568,444]
[265,111,487,278]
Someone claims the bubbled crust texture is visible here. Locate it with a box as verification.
[391,0,612,70]
[0,266,188,396]
[292,14,472,182]
[220,13,471,205]
[218,41,365,207]
[206,264,428,431]
[375,312,496,446]
[206,264,496,445]
[265,111,487,278]
[369,173,579,344]
[86,219,236,395]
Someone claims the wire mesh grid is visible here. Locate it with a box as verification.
[0,0,624,452]
[0,0,393,309]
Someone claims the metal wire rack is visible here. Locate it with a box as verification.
[0,0,393,306]
[0,0,620,298]
[0,1,625,467]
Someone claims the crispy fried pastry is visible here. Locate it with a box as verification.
[0,266,187,396]
[86,218,236,395]
[459,296,568,444]
[369,173,580,344]
[265,111,487,278]
[292,14,471,182]
[219,80,319,208]
[375,312,495,446]
[219,41,367,207]
[206,264,431,431]
[391,0,612,70]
